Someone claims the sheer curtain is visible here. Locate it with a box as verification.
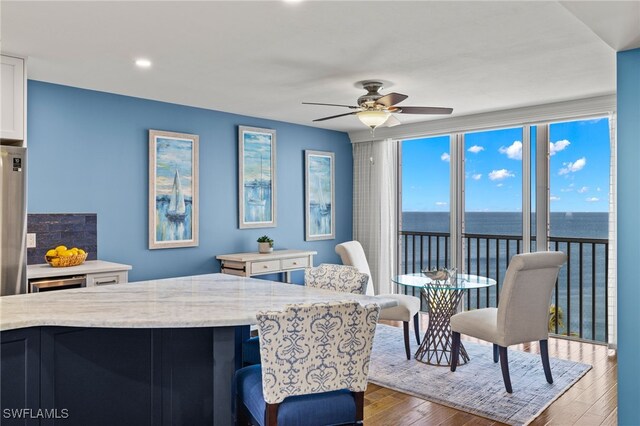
[352,139,398,295]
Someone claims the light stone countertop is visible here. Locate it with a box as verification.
[0,273,398,331]
[27,260,132,279]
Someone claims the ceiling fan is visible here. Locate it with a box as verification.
[303,80,453,132]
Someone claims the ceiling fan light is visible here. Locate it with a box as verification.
[357,110,390,129]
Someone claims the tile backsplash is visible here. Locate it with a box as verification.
[27,213,97,265]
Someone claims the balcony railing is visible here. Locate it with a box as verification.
[399,230,609,343]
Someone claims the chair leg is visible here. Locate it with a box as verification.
[450,331,461,372]
[354,391,364,423]
[499,346,513,393]
[493,344,499,363]
[413,312,421,344]
[540,339,553,384]
[403,321,411,360]
[265,403,279,426]
[236,396,250,426]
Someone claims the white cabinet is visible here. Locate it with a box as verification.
[86,270,128,287]
[1,54,25,141]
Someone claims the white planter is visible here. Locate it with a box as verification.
[258,242,273,254]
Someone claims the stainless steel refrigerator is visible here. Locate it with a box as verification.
[0,145,27,295]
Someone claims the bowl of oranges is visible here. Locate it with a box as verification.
[45,245,88,268]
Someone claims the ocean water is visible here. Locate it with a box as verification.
[400,211,609,342]
[402,211,608,239]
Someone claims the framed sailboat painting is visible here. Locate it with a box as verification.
[305,150,335,241]
[148,130,199,249]
[238,126,277,229]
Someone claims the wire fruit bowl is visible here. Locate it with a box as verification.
[45,252,88,268]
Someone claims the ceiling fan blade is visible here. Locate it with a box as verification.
[303,102,359,109]
[376,92,408,107]
[396,106,453,115]
[313,111,358,122]
[384,115,402,127]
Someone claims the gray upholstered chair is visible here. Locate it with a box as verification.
[304,263,369,295]
[450,251,567,393]
[335,241,421,360]
[235,301,380,426]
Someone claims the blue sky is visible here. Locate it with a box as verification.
[402,117,610,212]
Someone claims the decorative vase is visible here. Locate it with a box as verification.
[258,242,273,254]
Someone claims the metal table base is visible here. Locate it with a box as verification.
[414,286,469,366]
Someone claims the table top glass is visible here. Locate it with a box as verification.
[392,273,496,290]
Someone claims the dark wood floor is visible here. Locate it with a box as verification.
[365,315,617,425]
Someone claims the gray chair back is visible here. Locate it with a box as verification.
[497,251,567,346]
[335,241,375,296]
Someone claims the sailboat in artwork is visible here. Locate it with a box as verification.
[247,155,267,207]
[166,169,187,222]
[316,175,330,217]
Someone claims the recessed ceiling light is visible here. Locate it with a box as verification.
[283,0,303,3]
[135,58,152,68]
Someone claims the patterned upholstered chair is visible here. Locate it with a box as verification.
[242,263,370,366]
[235,301,380,426]
[335,241,421,360]
[304,263,369,295]
[450,251,567,393]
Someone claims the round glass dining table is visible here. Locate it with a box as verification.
[392,273,496,366]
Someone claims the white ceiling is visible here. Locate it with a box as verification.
[2,1,638,133]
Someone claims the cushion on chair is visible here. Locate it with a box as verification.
[377,293,421,322]
[242,336,261,365]
[236,365,357,426]
[304,264,369,295]
[450,308,500,345]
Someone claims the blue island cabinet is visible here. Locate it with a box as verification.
[1,326,248,425]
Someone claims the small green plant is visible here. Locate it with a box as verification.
[257,235,274,247]
[548,304,564,332]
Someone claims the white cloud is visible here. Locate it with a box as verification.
[435,201,448,206]
[496,183,504,187]
[441,152,450,162]
[560,187,573,193]
[550,140,571,156]
[559,157,586,175]
[577,186,589,193]
[586,197,600,202]
[597,187,602,192]
[472,173,482,180]
[550,195,560,201]
[467,145,485,154]
[498,141,522,160]
[488,169,515,181]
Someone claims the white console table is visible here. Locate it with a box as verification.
[216,249,317,283]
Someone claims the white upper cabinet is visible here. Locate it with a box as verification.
[1,55,25,141]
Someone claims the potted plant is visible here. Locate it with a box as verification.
[257,235,274,253]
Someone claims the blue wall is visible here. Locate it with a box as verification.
[617,47,640,426]
[27,81,353,282]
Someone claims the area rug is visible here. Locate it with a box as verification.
[368,324,591,426]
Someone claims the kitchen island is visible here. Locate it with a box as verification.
[0,273,395,425]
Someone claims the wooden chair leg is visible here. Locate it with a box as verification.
[354,391,364,423]
[450,331,460,372]
[499,346,513,393]
[403,321,411,360]
[413,312,421,344]
[540,339,553,384]
[493,344,499,363]
[265,402,279,426]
